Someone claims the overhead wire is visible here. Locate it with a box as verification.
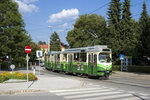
[26,0,149,29]
[24,0,150,34]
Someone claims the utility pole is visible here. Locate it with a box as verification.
[48,26,53,52]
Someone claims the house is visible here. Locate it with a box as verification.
[38,43,69,57]
[38,44,48,55]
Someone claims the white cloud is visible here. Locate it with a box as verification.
[57,29,64,33]
[15,0,39,14]
[23,0,38,3]
[60,23,68,28]
[48,8,79,23]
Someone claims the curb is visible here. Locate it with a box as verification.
[0,89,41,95]
[4,80,27,83]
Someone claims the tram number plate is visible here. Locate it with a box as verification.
[106,71,109,73]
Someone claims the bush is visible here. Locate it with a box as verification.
[112,65,150,73]
[128,66,150,73]
[0,72,10,82]
[0,75,7,83]
[0,71,37,83]
[112,65,120,71]
[28,73,36,81]
[1,62,9,70]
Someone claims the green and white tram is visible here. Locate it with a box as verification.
[45,45,112,79]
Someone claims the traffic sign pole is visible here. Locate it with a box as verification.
[27,54,29,85]
[25,46,31,88]
[120,55,124,72]
[121,60,123,72]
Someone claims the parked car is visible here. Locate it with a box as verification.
[40,60,44,67]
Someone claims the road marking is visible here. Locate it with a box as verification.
[117,96,145,100]
[49,87,105,93]
[79,94,134,100]
[65,91,122,99]
[56,89,113,96]
[49,87,150,100]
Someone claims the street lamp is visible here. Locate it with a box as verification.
[48,26,53,52]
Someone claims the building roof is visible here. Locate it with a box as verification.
[38,43,68,50]
[38,45,48,49]
[60,42,69,49]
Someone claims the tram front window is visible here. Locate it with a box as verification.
[99,53,111,63]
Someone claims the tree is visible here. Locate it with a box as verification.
[147,17,150,58]
[38,41,46,45]
[66,14,107,48]
[50,32,61,51]
[29,42,40,63]
[120,0,137,56]
[107,0,122,64]
[0,0,31,67]
[138,2,150,64]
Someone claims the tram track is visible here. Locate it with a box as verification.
[40,68,150,95]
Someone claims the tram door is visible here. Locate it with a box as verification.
[88,53,97,75]
[68,54,73,72]
[88,53,93,74]
[57,54,60,69]
[54,54,57,70]
[48,55,50,68]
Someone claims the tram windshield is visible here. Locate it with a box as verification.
[99,53,111,63]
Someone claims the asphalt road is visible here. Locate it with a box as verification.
[0,68,150,100]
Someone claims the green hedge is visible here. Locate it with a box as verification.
[112,65,150,73]
[128,66,150,73]
[0,62,9,70]
[112,65,121,71]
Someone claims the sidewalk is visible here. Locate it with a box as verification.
[109,71,150,88]
[112,71,150,80]
[0,70,82,95]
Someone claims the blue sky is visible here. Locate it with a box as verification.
[15,0,150,44]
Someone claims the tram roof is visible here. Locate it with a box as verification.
[46,45,110,55]
[64,45,109,53]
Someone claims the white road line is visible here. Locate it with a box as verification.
[79,94,134,100]
[64,91,122,99]
[49,87,150,100]
[49,87,106,93]
[117,96,142,100]
[56,89,113,96]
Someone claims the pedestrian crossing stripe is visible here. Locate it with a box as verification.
[49,87,150,100]
[65,91,123,99]
[79,94,134,100]
[56,89,114,96]
[49,87,106,93]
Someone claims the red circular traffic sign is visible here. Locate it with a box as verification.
[25,46,31,54]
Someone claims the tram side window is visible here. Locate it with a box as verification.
[48,55,50,62]
[74,53,79,62]
[80,53,86,62]
[45,55,47,62]
[62,54,67,62]
[51,54,54,62]
[57,54,60,62]
[47,56,48,62]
